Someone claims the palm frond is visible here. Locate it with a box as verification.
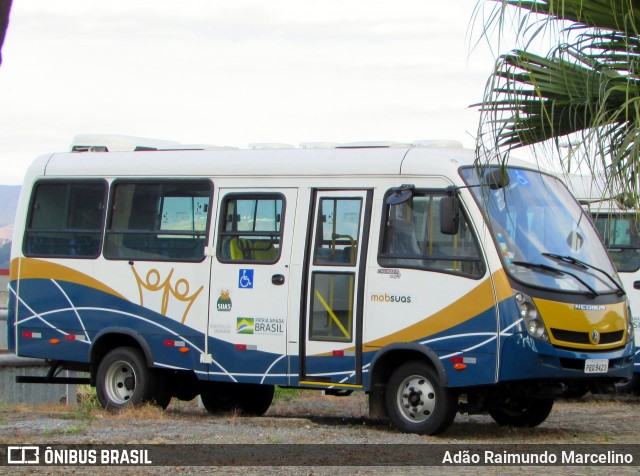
[476,0,640,205]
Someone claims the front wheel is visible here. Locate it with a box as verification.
[385,361,457,435]
[487,396,554,427]
[615,374,640,394]
[96,347,157,410]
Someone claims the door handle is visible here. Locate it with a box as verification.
[634,281,640,290]
[272,274,285,285]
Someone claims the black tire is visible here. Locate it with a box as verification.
[238,384,275,416]
[96,347,157,411]
[616,374,640,394]
[200,381,241,414]
[171,371,201,402]
[200,382,274,416]
[561,383,590,399]
[385,361,457,435]
[488,397,554,427]
[153,369,173,410]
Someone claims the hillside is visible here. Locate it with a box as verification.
[0,241,9,269]
[0,185,20,227]
[0,223,12,244]
[0,185,20,268]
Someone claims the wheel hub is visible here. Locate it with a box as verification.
[105,360,136,404]
[397,375,436,423]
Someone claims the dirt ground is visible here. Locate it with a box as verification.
[1,390,639,474]
[1,391,639,444]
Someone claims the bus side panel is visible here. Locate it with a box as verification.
[363,271,502,389]
[11,257,290,385]
[204,334,289,385]
[11,266,208,374]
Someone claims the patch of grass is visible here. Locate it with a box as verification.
[274,387,305,401]
[103,403,168,421]
[42,423,88,437]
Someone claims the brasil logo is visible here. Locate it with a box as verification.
[236,318,254,334]
[217,290,232,312]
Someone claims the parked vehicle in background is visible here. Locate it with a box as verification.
[569,174,640,392]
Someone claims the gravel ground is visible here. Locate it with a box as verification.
[1,390,639,475]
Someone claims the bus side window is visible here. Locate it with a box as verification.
[378,190,486,278]
[104,180,211,262]
[217,194,284,264]
[23,180,107,258]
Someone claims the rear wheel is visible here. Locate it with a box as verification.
[385,361,457,435]
[96,347,157,410]
[153,369,173,410]
[488,396,554,427]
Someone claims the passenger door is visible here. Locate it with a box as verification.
[300,189,372,387]
[207,189,297,384]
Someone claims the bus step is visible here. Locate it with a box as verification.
[16,376,91,385]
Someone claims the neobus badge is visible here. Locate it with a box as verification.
[574,305,606,311]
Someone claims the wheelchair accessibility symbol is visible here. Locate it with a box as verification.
[238,269,254,289]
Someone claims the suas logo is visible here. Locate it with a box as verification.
[217,290,232,311]
[370,293,412,304]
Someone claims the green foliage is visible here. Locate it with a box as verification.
[477,0,640,204]
[274,386,305,401]
[42,423,88,437]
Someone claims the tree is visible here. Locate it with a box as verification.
[476,0,640,206]
[0,0,12,67]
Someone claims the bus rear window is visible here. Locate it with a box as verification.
[23,180,107,258]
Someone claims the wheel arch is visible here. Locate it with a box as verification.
[368,343,448,390]
[90,328,154,385]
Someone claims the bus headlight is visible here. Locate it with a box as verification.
[627,305,634,344]
[515,292,549,342]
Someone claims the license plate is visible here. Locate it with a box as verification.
[584,359,609,373]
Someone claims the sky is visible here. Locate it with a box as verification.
[0,0,511,185]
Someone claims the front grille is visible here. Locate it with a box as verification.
[559,358,584,370]
[600,330,624,344]
[551,328,624,345]
[551,329,589,344]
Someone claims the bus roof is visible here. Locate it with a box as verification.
[27,135,537,183]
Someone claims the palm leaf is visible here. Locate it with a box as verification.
[476,0,640,203]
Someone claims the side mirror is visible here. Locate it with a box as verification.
[485,169,510,190]
[386,184,415,205]
[440,194,460,235]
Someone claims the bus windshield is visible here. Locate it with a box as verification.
[461,166,622,295]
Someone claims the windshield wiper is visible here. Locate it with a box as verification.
[542,253,625,296]
[511,260,598,298]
